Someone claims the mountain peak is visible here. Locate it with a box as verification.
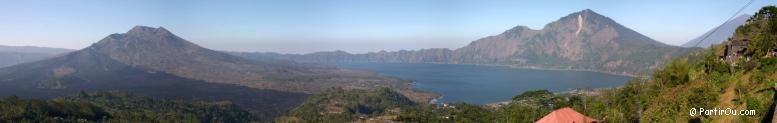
[126,25,173,37]
[580,9,594,14]
[544,9,613,30]
[501,9,625,38]
[502,25,534,35]
[576,9,602,17]
[128,25,155,32]
[91,25,203,57]
[567,9,608,22]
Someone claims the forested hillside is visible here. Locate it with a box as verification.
[0,91,254,123]
[276,88,417,122]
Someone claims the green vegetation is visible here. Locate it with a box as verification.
[277,87,416,123]
[37,76,89,89]
[395,89,586,123]
[0,91,253,123]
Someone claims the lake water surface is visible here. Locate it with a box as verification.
[335,63,631,104]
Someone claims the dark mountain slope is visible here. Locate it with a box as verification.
[83,26,414,94]
[0,44,307,121]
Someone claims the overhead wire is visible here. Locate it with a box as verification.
[692,0,757,47]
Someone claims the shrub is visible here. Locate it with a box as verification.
[654,59,692,87]
[759,58,777,73]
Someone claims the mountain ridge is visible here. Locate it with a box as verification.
[238,9,695,76]
[0,45,73,55]
[681,14,752,48]
[0,45,74,67]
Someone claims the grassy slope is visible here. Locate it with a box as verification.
[577,6,777,122]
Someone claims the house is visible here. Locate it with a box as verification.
[535,107,598,123]
[721,39,751,63]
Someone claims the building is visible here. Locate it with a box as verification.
[721,39,750,63]
[535,107,598,123]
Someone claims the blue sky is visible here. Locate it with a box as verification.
[0,0,774,53]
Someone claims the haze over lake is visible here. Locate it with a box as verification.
[336,63,631,104]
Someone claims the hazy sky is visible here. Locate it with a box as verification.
[0,0,775,54]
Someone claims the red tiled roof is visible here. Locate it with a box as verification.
[535,107,597,123]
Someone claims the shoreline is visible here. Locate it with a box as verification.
[471,63,641,77]
[484,87,614,107]
[340,61,644,77]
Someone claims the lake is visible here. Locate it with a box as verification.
[335,63,631,104]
